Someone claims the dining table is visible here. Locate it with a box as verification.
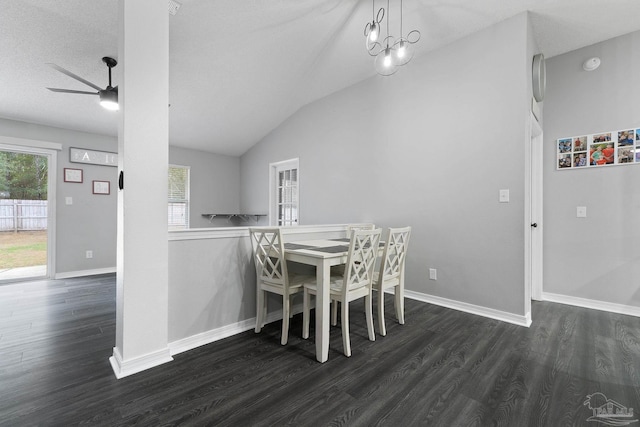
[283,237,382,362]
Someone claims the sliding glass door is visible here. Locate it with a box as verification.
[0,146,55,283]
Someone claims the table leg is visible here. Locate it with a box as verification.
[315,261,330,362]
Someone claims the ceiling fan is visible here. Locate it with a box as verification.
[46,57,119,111]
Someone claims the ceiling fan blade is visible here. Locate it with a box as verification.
[47,87,98,95]
[46,63,103,91]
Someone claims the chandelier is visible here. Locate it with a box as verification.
[364,0,421,76]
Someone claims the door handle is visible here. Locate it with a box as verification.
[531,223,538,228]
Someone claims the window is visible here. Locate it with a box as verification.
[168,165,190,230]
[271,159,299,226]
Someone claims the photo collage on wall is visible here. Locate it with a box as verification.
[557,127,640,170]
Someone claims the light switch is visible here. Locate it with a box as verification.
[65,197,73,205]
[577,206,587,218]
[499,189,510,203]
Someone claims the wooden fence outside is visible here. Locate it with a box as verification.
[0,200,48,231]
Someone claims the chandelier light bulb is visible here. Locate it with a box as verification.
[397,41,406,58]
[384,49,392,67]
[364,5,384,45]
[374,42,398,76]
[369,22,378,42]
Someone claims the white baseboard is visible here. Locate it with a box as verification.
[169,308,298,356]
[116,291,639,379]
[55,267,116,279]
[404,290,532,327]
[109,346,173,379]
[542,292,640,317]
[169,318,256,355]
[170,292,534,359]
[169,289,542,362]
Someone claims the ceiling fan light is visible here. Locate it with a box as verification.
[99,89,119,111]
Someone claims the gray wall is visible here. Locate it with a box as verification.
[0,117,118,274]
[168,225,346,344]
[169,235,254,342]
[544,31,640,307]
[0,118,243,276]
[241,13,534,316]
[169,146,240,228]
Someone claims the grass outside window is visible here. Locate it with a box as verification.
[0,231,47,269]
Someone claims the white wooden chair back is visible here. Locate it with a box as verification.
[379,226,411,283]
[343,228,382,294]
[347,223,375,238]
[250,227,288,287]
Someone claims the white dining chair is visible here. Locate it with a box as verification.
[374,226,411,336]
[331,223,376,278]
[250,227,315,345]
[346,223,375,238]
[302,228,382,357]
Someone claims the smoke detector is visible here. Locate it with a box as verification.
[168,0,182,16]
[583,57,601,71]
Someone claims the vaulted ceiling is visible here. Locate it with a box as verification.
[2,0,640,156]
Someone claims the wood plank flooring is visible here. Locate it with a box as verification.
[1,274,639,426]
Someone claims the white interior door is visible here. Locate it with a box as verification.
[530,116,543,302]
[270,158,299,226]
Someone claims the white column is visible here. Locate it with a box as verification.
[109,0,171,379]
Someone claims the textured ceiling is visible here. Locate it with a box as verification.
[2,0,640,156]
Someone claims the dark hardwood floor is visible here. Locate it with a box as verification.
[1,274,639,426]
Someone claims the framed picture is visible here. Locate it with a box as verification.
[70,147,117,167]
[557,126,639,170]
[64,168,83,183]
[92,180,110,195]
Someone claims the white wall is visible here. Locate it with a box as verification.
[241,13,534,317]
[544,31,640,308]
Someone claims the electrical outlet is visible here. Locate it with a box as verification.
[429,268,437,280]
[86,250,93,259]
[577,206,587,218]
